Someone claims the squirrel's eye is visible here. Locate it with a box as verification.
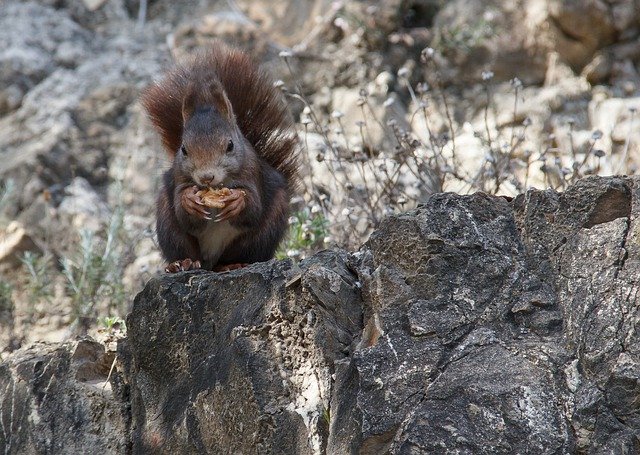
[226,140,234,153]
[180,145,188,156]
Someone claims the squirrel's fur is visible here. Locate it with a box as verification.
[140,43,298,270]
[141,44,298,191]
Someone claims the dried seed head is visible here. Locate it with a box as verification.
[421,47,435,62]
[334,17,348,30]
[416,82,429,94]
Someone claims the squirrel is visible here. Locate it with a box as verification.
[140,43,298,273]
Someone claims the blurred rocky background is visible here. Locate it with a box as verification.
[0,0,639,355]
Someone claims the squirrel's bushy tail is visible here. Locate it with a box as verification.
[140,43,298,189]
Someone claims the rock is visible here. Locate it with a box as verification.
[431,0,550,85]
[235,0,339,48]
[328,190,568,452]
[611,59,640,96]
[58,177,111,229]
[0,221,40,269]
[327,176,639,452]
[610,0,640,36]
[82,0,108,11]
[327,84,410,154]
[588,96,640,172]
[582,52,614,85]
[44,0,131,30]
[0,2,90,116]
[0,48,160,183]
[0,338,125,453]
[170,12,266,61]
[121,252,362,453]
[430,0,638,85]
[2,176,640,453]
[547,0,615,70]
[0,3,166,239]
[122,250,164,296]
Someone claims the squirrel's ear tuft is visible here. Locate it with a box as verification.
[182,83,197,124]
[182,80,234,123]
[207,81,235,121]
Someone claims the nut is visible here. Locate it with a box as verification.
[196,187,232,208]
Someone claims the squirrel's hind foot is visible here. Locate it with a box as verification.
[165,258,202,273]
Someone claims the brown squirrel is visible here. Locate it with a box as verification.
[141,43,298,272]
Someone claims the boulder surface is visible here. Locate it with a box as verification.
[2,176,640,454]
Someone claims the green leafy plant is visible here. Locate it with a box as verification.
[20,251,53,318]
[322,407,331,425]
[99,315,126,332]
[60,205,126,333]
[277,209,329,260]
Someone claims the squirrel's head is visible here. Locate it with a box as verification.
[176,81,247,187]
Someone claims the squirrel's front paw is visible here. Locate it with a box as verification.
[181,185,212,220]
[214,189,247,222]
[165,258,202,273]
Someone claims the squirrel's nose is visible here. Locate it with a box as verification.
[201,174,216,186]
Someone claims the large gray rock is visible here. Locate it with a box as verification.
[330,176,638,453]
[0,338,125,454]
[121,252,362,454]
[0,2,90,116]
[431,0,640,84]
[0,1,167,270]
[2,176,640,454]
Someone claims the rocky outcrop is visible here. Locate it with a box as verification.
[431,0,640,84]
[1,0,640,352]
[336,175,636,453]
[3,176,639,454]
[0,339,125,454]
[121,253,362,454]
